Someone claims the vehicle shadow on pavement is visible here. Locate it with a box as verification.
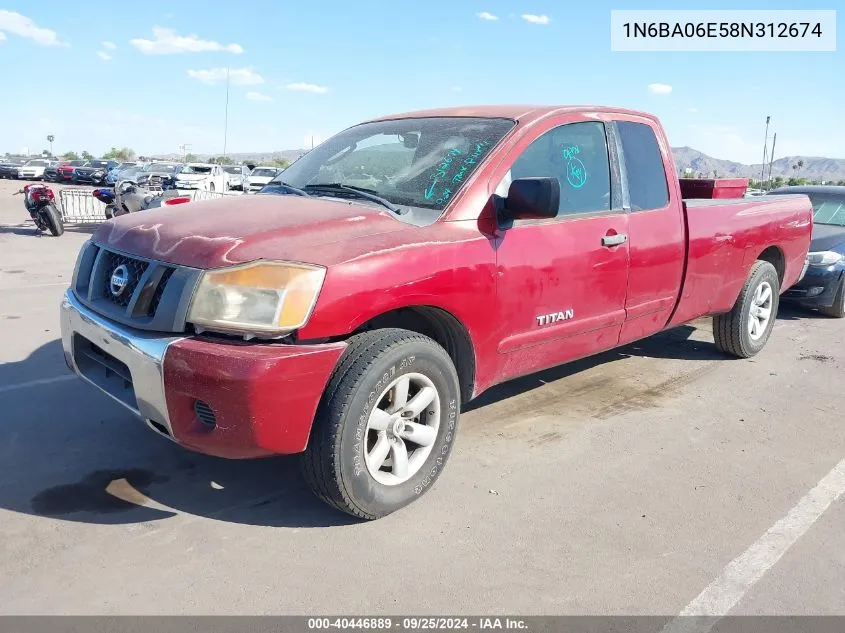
[465,304,814,413]
[0,223,98,236]
[0,339,357,529]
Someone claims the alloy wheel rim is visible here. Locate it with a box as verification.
[363,372,441,486]
[748,280,773,341]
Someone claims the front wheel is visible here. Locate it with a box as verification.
[42,203,64,236]
[713,260,780,358]
[820,279,845,318]
[301,328,461,520]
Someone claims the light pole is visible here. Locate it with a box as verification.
[760,116,770,188]
[767,133,777,189]
[222,67,230,159]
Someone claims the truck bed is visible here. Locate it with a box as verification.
[668,194,813,327]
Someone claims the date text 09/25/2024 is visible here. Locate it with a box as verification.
[307,617,528,630]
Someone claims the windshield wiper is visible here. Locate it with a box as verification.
[264,181,311,197]
[304,183,401,214]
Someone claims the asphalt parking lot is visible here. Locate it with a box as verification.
[0,177,843,617]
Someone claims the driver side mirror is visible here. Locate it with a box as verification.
[499,177,559,223]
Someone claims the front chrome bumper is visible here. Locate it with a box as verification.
[60,289,184,437]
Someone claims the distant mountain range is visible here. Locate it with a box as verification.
[671,147,845,182]
[158,146,845,183]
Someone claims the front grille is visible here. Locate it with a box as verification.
[148,267,174,315]
[102,251,148,308]
[72,243,202,333]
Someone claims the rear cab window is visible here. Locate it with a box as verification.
[615,121,670,211]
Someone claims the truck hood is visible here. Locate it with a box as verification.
[175,173,211,181]
[93,193,411,269]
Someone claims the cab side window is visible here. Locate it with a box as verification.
[616,121,669,211]
[497,121,612,218]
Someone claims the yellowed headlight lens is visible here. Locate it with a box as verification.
[187,261,326,335]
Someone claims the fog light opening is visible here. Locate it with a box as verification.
[194,400,217,428]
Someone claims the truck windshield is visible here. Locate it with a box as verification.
[263,116,515,218]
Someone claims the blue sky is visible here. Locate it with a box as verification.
[0,1,840,163]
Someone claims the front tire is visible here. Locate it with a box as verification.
[42,203,64,236]
[301,328,461,520]
[820,279,845,318]
[713,260,780,358]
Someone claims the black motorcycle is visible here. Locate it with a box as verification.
[14,184,65,236]
[105,180,191,218]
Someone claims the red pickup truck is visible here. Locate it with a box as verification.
[60,105,813,520]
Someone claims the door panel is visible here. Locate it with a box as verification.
[492,119,631,382]
[495,214,629,381]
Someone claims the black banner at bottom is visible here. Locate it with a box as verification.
[0,616,843,633]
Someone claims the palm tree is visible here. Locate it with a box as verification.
[46,134,55,156]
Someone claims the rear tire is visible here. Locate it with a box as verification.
[713,260,780,358]
[301,328,461,520]
[820,279,845,318]
[42,203,64,237]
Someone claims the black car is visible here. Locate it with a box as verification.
[43,162,64,182]
[766,185,845,317]
[0,161,23,179]
[73,159,119,184]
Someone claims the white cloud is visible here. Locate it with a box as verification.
[0,10,64,46]
[688,107,699,113]
[285,82,328,94]
[102,40,117,50]
[131,26,243,55]
[476,11,499,21]
[521,14,550,25]
[187,67,264,86]
[0,32,6,42]
[452,86,463,93]
[97,51,112,61]
[246,91,274,102]
[648,83,673,95]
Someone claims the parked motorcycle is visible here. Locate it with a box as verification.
[92,187,117,219]
[107,180,191,218]
[14,183,64,236]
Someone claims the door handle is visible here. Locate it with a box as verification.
[602,233,628,247]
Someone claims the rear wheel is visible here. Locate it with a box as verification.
[713,260,780,358]
[301,328,461,520]
[42,203,64,237]
[820,279,845,318]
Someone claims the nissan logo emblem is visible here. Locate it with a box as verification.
[109,264,130,297]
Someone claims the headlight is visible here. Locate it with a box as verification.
[807,251,844,266]
[187,261,327,337]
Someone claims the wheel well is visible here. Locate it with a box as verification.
[757,246,785,285]
[353,306,476,403]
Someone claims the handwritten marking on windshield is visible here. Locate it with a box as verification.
[424,180,438,200]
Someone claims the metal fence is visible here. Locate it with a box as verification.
[58,188,109,223]
[58,187,245,224]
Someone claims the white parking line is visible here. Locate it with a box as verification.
[0,374,76,394]
[662,456,845,633]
